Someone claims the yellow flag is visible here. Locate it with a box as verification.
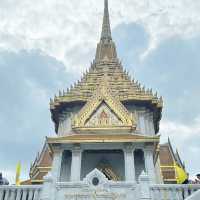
[16,162,21,186]
[175,164,187,184]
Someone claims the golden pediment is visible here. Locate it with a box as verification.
[72,75,136,132]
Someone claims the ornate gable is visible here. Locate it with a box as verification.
[85,102,123,127]
[72,75,136,133]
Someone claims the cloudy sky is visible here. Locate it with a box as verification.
[0,0,200,183]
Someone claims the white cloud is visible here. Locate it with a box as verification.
[160,116,200,141]
[2,169,28,185]
[1,170,15,185]
[0,0,200,71]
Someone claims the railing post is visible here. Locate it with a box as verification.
[184,186,190,199]
[22,189,27,200]
[40,173,54,200]
[33,189,39,200]
[139,171,151,200]
[150,187,157,200]
[0,189,4,200]
[185,188,200,200]
[10,189,16,200]
[28,189,34,200]
[16,189,22,200]
[4,189,9,200]
[169,187,175,200]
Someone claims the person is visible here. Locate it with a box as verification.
[195,174,200,184]
[0,172,9,185]
[182,173,192,198]
[182,173,191,184]
[0,173,3,185]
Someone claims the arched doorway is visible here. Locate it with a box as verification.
[81,150,125,181]
[134,149,146,182]
[60,150,72,182]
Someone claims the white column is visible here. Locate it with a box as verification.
[61,119,64,136]
[124,144,135,182]
[136,111,140,132]
[145,112,152,135]
[150,113,155,135]
[144,146,156,183]
[51,148,63,182]
[144,112,149,135]
[71,145,82,181]
[140,112,146,135]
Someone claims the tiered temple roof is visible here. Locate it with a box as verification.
[50,0,163,134]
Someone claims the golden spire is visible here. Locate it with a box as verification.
[95,0,118,62]
[101,0,112,41]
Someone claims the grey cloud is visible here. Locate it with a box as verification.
[140,37,200,123]
[0,49,75,179]
[1,0,200,68]
[113,23,200,123]
[113,22,149,71]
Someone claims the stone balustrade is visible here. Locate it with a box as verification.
[150,184,200,200]
[0,185,42,200]
[1,182,200,200]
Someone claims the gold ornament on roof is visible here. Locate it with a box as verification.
[72,74,136,132]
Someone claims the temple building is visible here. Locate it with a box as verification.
[27,0,163,193]
[1,1,200,200]
[159,139,187,184]
[35,0,163,186]
[25,139,187,185]
[24,0,186,188]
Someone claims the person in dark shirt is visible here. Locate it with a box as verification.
[0,172,9,185]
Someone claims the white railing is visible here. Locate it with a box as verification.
[0,185,42,200]
[185,189,200,200]
[150,184,200,200]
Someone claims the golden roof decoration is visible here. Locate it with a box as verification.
[46,134,160,145]
[71,74,136,132]
[50,61,163,110]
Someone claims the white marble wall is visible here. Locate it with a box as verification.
[124,105,155,136]
[57,105,82,136]
[57,104,155,136]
